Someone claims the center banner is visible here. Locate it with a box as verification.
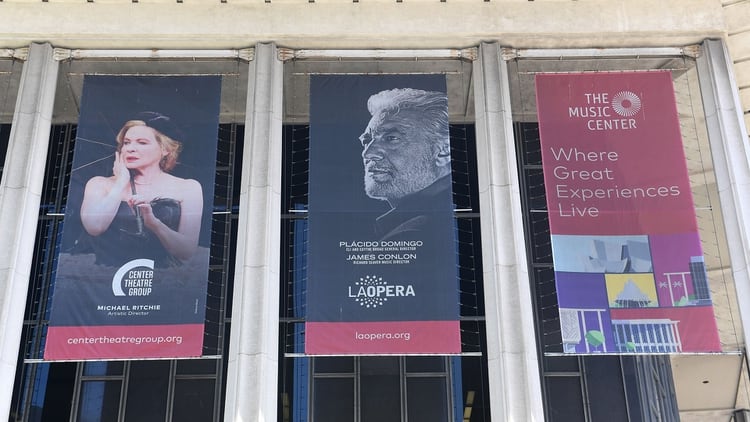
[536,71,720,354]
[305,75,461,355]
[45,76,221,360]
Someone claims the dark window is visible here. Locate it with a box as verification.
[0,124,11,178]
[123,361,170,422]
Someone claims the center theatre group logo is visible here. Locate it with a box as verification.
[112,258,155,297]
[348,275,416,309]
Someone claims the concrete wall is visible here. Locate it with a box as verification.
[0,0,726,50]
[724,0,750,137]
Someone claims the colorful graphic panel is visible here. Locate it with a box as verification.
[45,76,221,360]
[536,71,720,354]
[306,75,460,355]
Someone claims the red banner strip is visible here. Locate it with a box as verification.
[45,324,204,360]
[305,321,461,355]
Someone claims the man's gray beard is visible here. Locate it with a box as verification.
[364,173,436,203]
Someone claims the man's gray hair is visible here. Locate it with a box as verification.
[367,88,449,148]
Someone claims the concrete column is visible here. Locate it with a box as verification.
[696,40,750,353]
[473,42,544,422]
[0,43,58,419]
[224,42,283,422]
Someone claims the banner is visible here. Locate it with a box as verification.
[536,71,720,353]
[45,76,221,360]
[306,75,460,354]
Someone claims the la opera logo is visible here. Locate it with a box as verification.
[348,274,415,309]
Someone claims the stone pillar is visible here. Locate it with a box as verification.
[223,42,283,422]
[696,39,750,356]
[473,41,545,421]
[0,43,58,419]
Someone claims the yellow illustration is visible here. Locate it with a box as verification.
[605,273,657,308]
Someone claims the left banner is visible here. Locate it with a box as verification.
[45,76,221,360]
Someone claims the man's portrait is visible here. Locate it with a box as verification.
[359,88,453,241]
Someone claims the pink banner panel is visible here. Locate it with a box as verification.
[536,71,720,354]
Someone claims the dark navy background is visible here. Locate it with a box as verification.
[307,75,460,323]
[49,76,221,327]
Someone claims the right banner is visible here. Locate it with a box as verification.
[535,71,721,353]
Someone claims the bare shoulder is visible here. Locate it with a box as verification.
[163,175,202,200]
[174,176,201,192]
[85,175,116,191]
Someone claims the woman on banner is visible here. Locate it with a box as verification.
[80,112,203,267]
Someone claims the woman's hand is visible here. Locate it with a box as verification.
[80,152,132,237]
[113,151,131,185]
[127,194,159,233]
[130,198,159,232]
[130,178,203,262]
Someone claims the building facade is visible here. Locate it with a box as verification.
[1,1,750,421]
